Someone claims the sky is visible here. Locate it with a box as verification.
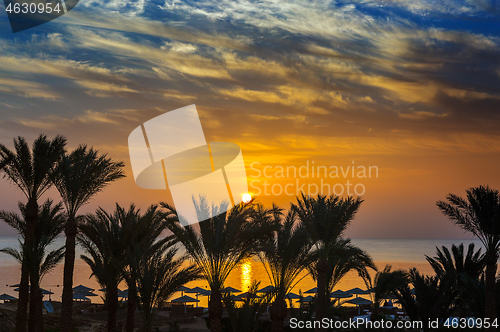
[0,0,499,238]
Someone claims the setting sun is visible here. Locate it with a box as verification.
[242,193,252,204]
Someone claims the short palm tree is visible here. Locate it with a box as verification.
[437,185,500,328]
[0,134,66,332]
[161,198,278,332]
[51,145,124,332]
[137,243,200,331]
[78,204,135,332]
[426,243,485,316]
[258,210,313,332]
[292,193,363,322]
[0,200,66,332]
[371,265,407,319]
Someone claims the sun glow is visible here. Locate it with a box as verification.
[242,193,252,204]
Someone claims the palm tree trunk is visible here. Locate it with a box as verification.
[28,283,37,332]
[35,287,44,332]
[209,290,223,332]
[15,260,30,332]
[315,258,328,330]
[485,258,497,332]
[270,298,287,332]
[25,199,38,332]
[125,281,136,332]
[61,217,77,332]
[107,285,119,332]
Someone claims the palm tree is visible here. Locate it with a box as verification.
[161,198,278,332]
[426,243,485,317]
[397,268,456,331]
[258,210,313,332]
[51,145,125,332]
[137,243,200,331]
[292,193,363,323]
[0,200,66,332]
[371,265,407,319]
[120,204,177,332]
[78,205,135,332]
[437,185,500,328]
[0,134,66,332]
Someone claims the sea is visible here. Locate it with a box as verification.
[0,237,483,308]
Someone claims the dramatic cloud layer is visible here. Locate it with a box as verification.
[0,0,499,237]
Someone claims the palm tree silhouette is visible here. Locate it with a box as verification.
[0,134,66,332]
[78,205,134,332]
[51,145,124,332]
[258,209,313,332]
[292,193,363,325]
[426,243,485,318]
[437,185,500,330]
[161,197,277,332]
[371,265,407,319]
[0,200,65,332]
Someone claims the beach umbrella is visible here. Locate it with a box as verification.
[301,295,315,303]
[346,287,370,297]
[73,293,90,302]
[172,295,200,313]
[176,286,192,296]
[73,285,94,293]
[99,288,106,292]
[13,287,53,295]
[221,287,241,293]
[74,290,97,297]
[330,290,353,298]
[257,285,275,294]
[185,287,208,307]
[304,287,317,294]
[0,293,17,303]
[118,289,129,299]
[285,292,300,300]
[9,284,20,287]
[346,297,373,315]
[236,292,261,300]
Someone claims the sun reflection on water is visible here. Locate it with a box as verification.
[241,259,252,291]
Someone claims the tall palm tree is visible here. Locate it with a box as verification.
[0,200,66,332]
[161,198,278,332]
[137,244,200,331]
[120,204,175,332]
[292,193,363,323]
[426,243,485,317]
[258,210,313,332]
[78,205,136,332]
[51,145,125,332]
[0,134,66,332]
[437,185,500,329]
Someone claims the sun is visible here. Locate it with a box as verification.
[242,193,252,204]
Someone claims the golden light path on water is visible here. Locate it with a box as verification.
[240,259,253,292]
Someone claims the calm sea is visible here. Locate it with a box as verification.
[0,237,483,307]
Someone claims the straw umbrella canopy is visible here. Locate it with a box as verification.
[221,287,241,294]
[346,287,370,297]
[73,285,95,293]
[330,290,353,298]
[346,297,373,315]
[257,285,275,294]
[235,292,261,301]
[118,289,128,299]
[185,287,209,307]
[301,295,315,303]
[74,290,97,297]
[285,293,300,300]
[304,287,317,294]
[176,286,192,297]
[172,295,200,313]
[0,293,17,303]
